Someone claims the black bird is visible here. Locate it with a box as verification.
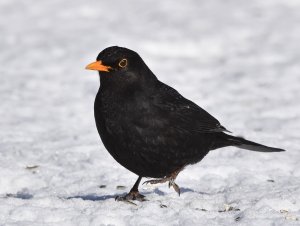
[86,46,285,202]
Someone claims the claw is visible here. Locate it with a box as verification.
[172,183,180,196]
[115,191,147,202]
[144,177,181,195]
[169,179,180,195]
[143,178,168,185]
[115,196,137,206]
[142,181,149,185]
[142,167,183,195]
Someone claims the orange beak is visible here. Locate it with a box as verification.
[85,60,112,72]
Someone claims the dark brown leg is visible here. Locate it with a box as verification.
[115,176,147,202]
[130,176,142,193]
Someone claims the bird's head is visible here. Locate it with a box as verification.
[86,46,156,85]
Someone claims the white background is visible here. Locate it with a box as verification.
[0,0,299,225]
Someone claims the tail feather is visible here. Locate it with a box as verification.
[224,134,285,152]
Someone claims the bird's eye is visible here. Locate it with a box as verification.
[118,59,127,68]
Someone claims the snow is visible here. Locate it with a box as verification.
[0,0,300,225]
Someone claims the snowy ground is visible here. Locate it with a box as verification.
[1,0,300,225]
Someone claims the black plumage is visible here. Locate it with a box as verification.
[86,46,285,201]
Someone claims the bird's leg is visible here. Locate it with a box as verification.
[115,176,147,202]
[143,168,183,196]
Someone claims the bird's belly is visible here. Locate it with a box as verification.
[97,117,210,178]
[97,124,169,177]
[95,96,212,178]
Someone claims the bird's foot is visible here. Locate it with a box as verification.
[115,191,147,204]
[168,178,180,196]
[143,177,181,196]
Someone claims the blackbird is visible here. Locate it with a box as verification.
[86,46,285,202]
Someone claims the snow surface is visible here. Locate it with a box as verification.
[1,0,300,225]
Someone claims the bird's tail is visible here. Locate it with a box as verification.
[221,134,285,152]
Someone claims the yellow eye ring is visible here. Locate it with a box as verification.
[118,59,127,68]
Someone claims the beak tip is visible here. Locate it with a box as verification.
[85,60,111,72]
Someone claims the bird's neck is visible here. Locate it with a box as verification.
[99,68,158,94]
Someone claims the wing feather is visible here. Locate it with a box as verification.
[152,82,228,134]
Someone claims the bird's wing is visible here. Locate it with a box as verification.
[151,82,229,133]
